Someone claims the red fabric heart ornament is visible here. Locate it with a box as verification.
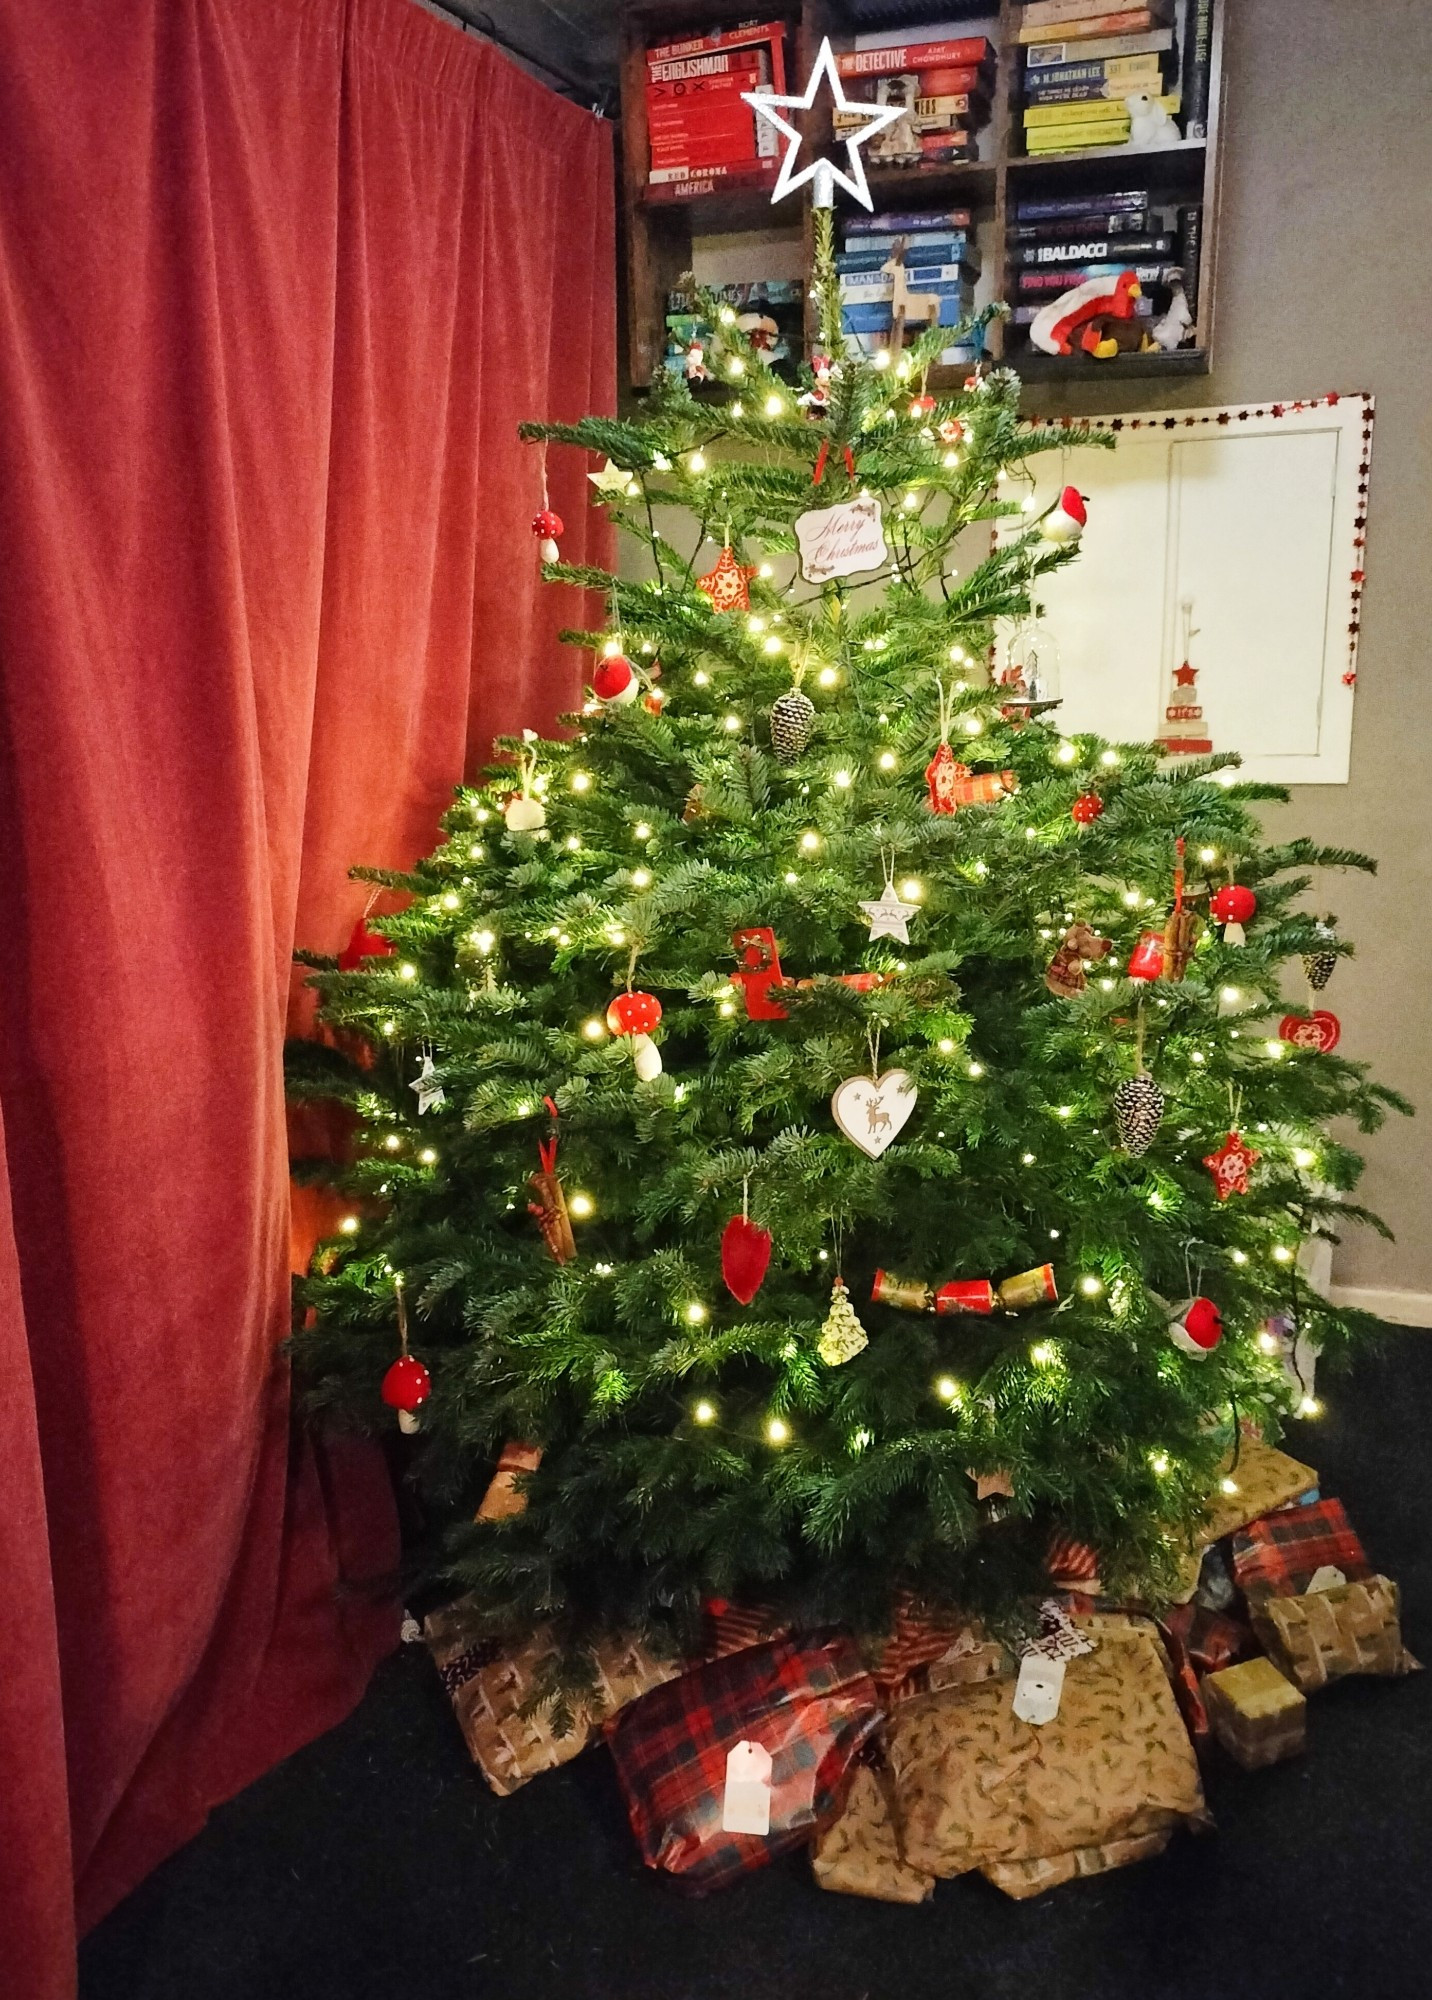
[721,1214,772,1305]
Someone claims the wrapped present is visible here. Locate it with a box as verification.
[1232,1495,1371,1600]
[1158,1438,1320,1605]
[1250,1575,1417,1691]
[985,1831,1174,1902]
[474,1441,543,1521]
[424,1598,679,1796]
[1203,1656,1306,1768]
[1160,1600,1253,1675]
[872,1593,1006,1704]
[887,1615,1208,1888]
[701,1597,787,1661]
[607,1634,881,1893]
[812,1761,936,1905]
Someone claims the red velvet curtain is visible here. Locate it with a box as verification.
[0,4,614,1994]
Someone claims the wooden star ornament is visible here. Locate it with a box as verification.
[696,543,758,613]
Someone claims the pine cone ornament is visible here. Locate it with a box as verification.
[1112,1072,1165,1157]
[1303,922,1338,991]
[769,688,815,763]
[817,1276,869,1366]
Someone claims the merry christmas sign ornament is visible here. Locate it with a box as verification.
[794,497,888,585]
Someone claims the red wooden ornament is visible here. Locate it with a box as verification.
[381,1354,431,1413]
[721,1213,772,1304]
[1211,884,1257,926]
[1127,929,1168,981]
[338,915,394,971]
[1280,1010,1341,1053]
[1070,792,1104,825]
[606,990,662,1037]
[1202,1130,1260,1200]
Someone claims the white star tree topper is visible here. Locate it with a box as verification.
[743,37,905,211]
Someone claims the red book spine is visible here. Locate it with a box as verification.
[651,130,760,170]
[836,39,993,78]
[647,21,785,64]
[647,70,763,109]
[646,161,780,200]
[647,47,765,82]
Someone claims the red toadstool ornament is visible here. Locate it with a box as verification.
[1041,486,1087,546]
[1071,791,1104,825]
[1168,1295,1223,1359]
[532,508,563,564]
[592,652,639,707]
[607,990,663,1080]
[381,1354,431,1435]
[909,392,937,418]
[1211,883,1257,945]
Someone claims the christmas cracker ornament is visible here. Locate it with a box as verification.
[721,1210,772,1306]
[925,743,1016,816]
[871,1271,995,1314]
[997,1264,1059,1310]
[1279,1010,1341,1054]
[1045,922,1109,999]
[1203,1130,1259,1200]
[528,1098,576,1262]
[831,1070,917,1159]
[1113,1073,1164,1156]
[1168,1296,1224,1359]
[817,1276,869,1366]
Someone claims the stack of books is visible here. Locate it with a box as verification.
[663,281,805,379]
[1007,189,1203,343]
[1018,1,1181,154]
[834,37,996,169]
[836,210,981,361]
[644,21,786,202]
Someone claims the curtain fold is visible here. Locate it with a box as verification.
[0,3,615,1993]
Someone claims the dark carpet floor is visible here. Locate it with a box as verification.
[81,1332,1432,2000]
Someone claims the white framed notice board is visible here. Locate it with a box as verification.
[1003,394,1373,785]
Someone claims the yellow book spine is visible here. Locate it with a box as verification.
[1024,122,1131,151]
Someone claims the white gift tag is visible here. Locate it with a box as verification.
[721,1739,773,1835]
[794,497,888,584]
[1012,1652,1066,1726]
[1307,1564,1347,1594]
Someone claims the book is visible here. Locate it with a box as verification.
[1009,210,1152,240]
[1024,96,1137,126]
[1015,260,1175,293]
[841,278,974,304]
[836,246,977,276]
[647,21,786,65]
[651,130,762,170]
[1022,0,1170,26]
[842,297,974,332]
[1025,66,1166,105]
[1012,235,1171,265]
[835,40,993,78]
[1024,121,1131,151]
[840,230,977,255]
[647,70,765,112]
[845,209,973,235]
[1024,28,1174,65]
[1016,189,1147,219]
[1023,51,1167,89]
[1020,11,1167,47]
[647,47,765,83]
[914,93,986,121]
[1178,203,1203,317]
[645,161,779,200]
[1182,0,1214,139]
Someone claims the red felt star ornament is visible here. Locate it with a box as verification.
[696,544,758,613]
[1203,1130,1260,1200]
[1173,659,1198,687]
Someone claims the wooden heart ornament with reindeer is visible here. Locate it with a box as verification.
[831,1070,918,1159]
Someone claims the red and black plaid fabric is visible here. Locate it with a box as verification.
[1159,1625,1211,1750]
[1232,1497,1371,1599]
[1159,1601,1253,1675]
[1046,1532,1103,1593]
[869,1589,973,1698]
[700,1597,788,1661]
[607,1634,880,1893]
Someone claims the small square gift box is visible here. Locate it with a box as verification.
[1250,1575,1417,1692]
[423,1597,679,1796]
[1203,1657,1306,1769]
[1231,1495,1372,1600]
[607,1634,881,1893]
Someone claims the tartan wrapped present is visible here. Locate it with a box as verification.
[700,1597,787,1661]
[1231,1495,1372,1600]
[607,1634,881,1893]
[1156,1438,1321,1606]
[1157,1603,1252,1752]
[812,1760,936,1905]
[1203,1656,1306,1768]
[887,1614,1209,1890]
[1250,1575,1417,1691]
[870,1591,1006,1704]
[424,1597,679,1796]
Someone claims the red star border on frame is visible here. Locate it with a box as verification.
[697,544,758,614]
[1202,1130,1260,1200]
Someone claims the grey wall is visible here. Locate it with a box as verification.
[1035,0,1432,1297]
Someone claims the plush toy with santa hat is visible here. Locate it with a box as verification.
[1030,268,1143,359]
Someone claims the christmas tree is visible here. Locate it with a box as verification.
[291,214,1407,1654]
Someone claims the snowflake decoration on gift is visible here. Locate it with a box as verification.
[1202,1130,1260,1200]
[696,544,758,614]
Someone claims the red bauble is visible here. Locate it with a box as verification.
[1169,1295,1223,1357]
[1071,792,1104,825]
[1211,884,1257,926]
[592,653,638,705]
[606,990,662,1037]
[532,508,564,540]
[338,915,393,972]
[1280,1009,1341,1053]
[381,1354,431,1412]
[721,1213,772,1305]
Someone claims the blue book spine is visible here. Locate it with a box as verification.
[835,237,973,271]
[1016,190,1149,221]
[845,210,973,235]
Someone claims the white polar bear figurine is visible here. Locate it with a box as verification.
[1125,93,1179,149]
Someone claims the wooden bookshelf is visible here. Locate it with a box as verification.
[619,0,1225,391]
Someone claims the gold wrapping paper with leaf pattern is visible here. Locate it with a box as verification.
[812,1765,936,1905]
[1159,1439,1320,1604]
[887,1617,1209,1880]
[424,1599,680,1797]
[1250,1575,1417,1691]
[983,1829,1173,1901]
